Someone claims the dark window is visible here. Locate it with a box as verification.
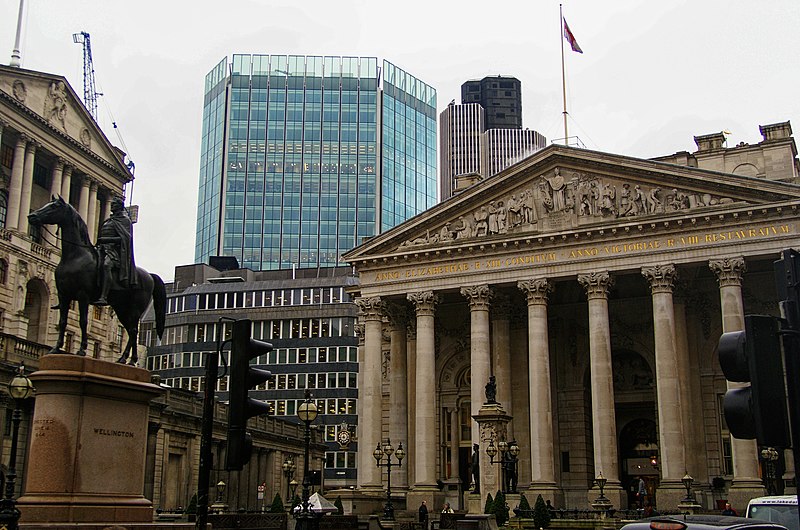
[32,162,49,189]
[0,144,12,171]
[0,191,7,228]
[0,259,6,284]
[561,451,570,472]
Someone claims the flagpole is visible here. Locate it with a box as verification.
[560,3,569,145]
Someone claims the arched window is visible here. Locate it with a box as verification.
[0,191,7,228]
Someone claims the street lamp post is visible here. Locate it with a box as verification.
[283,456,296,503]
[0,365,34,530]
[373,439,405,520]
[295,390,319,530]
[595,472,608,502]
[485,438,519,494]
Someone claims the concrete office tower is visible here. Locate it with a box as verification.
[441,76,546,201]
[461,76,523,130]
[195,55,437,271]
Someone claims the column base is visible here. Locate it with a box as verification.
[525,484,562,509]
[656,483,695,512]
[407,490,444,515]
[587,486,624,511]
[727,481,766,514]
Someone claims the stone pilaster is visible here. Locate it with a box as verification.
[461,285,493,445]
[709,257,765,504]
[87,179,98,242]
[408,291,438,490]
[384,302,409,490]
[406,318,417,488]
[78,175,91,223]
[355,296,383,491]
[577,271,623,507]
[518,278,558,499]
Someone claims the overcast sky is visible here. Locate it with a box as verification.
[2,0,798,281]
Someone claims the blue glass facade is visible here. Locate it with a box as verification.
[194,55,437,270]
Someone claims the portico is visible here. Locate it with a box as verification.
[345,142,800,511]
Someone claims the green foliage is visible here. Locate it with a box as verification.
[334,496,344,515]
[291,494,301,510]
[186,493,198,514]
[518,493,531,512]
[533,494,551,529]
[484,493,495,515]
[268,493,285,513]
[493,491,509,527]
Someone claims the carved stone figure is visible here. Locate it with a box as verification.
[453,216,469,239]
[485,375,497,404]
[507,194,521,227]
[474,206,488,236]
[488,201,499,234]
[601,183,617,216]
[471,443,481,493]
[45,81,68,130]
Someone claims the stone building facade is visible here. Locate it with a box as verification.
[344,123,800,513]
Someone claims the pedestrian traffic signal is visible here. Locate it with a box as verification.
[718,314,790,447]
[226,319,273,470]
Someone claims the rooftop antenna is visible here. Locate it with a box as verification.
[9,0,26,67]
[72,31,101,120]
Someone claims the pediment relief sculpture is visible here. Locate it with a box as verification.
[398,168,737,250]
[44,81,68,131]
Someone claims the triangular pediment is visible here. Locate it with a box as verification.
[0,65,130,176]
[345,145,800,261]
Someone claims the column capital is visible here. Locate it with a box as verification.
[16,134,29,147]
[578,271,614,300]
[709,257,747,287]
[383,301,409,329]
[63,164,74,176]
[81,175,94,187]
[460,284,492,309]
[518,278,554,305]
[355,296,383,321]
[54,157,66,171]
[25,140,39,153]
[642,264,677,294]
[407,290,438,317]
[354,321,365,346]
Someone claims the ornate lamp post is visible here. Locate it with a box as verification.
[595,472,608,502]
[295,390,319,530]
[485,438,519,493]
[374,439,405,520]
[283,456,296,502]
[681,473,695,503]
[0,365,34,530]
[760,447,780,496]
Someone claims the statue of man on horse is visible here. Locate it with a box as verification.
[95,197,137,306]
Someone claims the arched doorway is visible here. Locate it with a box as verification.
[619,419,659,508]
[23,279,49,344]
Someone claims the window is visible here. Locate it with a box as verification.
[0,191,7,228]
[0,259,7,284]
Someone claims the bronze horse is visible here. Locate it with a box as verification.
[28,196,166,364]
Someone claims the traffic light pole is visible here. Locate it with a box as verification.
[196,331,223,530]
[775,250,800,530]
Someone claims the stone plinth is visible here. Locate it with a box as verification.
[472,402,512,510]
[18,354,164,525]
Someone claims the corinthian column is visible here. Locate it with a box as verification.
[61,165,73,202]
[384,302,409,490]
[6,135,28,230]
[518,278,557,495]
[642,265,686,502]
[491,293,513,426]
[461,285,493,444]
[78,176,91,223]
[577,271,622,503]
[709,257,764,500]
[407,291,438,489]
[18,140,38,233]
[87,179,98,241]
[355,296,383,490]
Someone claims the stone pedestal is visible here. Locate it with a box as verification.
[18,355,164,525]
[473,402,512,509]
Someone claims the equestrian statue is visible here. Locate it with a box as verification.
[28,196,166,364]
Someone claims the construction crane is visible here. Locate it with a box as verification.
[72,31,100,120]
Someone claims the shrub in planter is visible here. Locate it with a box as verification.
[269,493,285,513]
[494,491,509,527]
[533,494,551,529]
[484,493,495,515]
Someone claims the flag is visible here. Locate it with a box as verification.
[563,18,583,53]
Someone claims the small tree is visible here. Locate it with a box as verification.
[484,493,495,515]
[186,493,198,515]
[268,493,285,513]
[518,493,531,513]
[533,494,551,529]
[334,496,344,515]
[493,491,509,527]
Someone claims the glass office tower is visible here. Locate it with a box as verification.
[195,55,437,270]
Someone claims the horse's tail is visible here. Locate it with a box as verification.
[151,273,167,339]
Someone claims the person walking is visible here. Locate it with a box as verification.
[419,500,429,529]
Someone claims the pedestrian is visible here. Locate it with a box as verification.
[419,500,429,529]
[637,477,647,508]
[722,502,737,516]
[442,502,454,513]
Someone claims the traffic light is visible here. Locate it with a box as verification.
[226,319,273,470]
[718,314,790,447]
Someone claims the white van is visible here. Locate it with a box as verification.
[747,496,798,530]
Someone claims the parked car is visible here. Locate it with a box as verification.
[620,514,789,530]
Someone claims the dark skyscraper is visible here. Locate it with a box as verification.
[461,76,523,130]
